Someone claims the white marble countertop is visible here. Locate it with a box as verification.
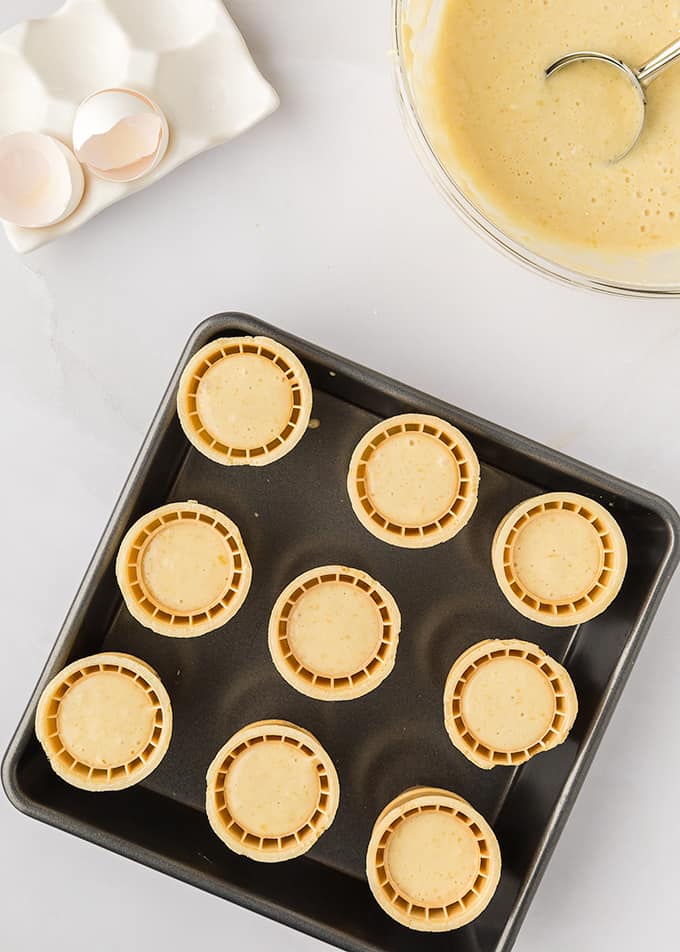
[1,2,678,950]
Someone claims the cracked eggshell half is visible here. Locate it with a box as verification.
[0,132,84,228]
[72,88,169,182]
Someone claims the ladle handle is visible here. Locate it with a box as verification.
[637,36,680,86]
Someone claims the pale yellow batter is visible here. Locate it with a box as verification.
[197,353,293,450]
[386,811,480,907]
[141,521,233,613]
[366,431,459,526]
[511,509,603,603]
[58,671,156,768]
[460,656,555,753]
[224,741,320,838]
[407,0,680,253]
[286,582,383,678]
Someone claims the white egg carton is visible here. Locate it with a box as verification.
[0,0,279,253]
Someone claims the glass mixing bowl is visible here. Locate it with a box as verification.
[394,0,680,296]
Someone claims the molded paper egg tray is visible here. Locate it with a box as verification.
[0,0,278,253]
[3,314,679,952]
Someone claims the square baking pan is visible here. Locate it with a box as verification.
[4,313,679,952]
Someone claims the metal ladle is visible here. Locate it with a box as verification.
[546,36,680,161]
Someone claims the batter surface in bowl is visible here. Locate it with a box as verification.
[408,0,680,253]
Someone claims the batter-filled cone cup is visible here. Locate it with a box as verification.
[366,786,501,931]
[268,565,401,700]
[347,414,480,548]
[444,639,578,769]
[35,652,172,792]
[177,336,312,466]
[116,500,252,637]
[492,492,627,626]
[206,719,340,862]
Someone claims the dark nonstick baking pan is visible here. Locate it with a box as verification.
[4,313,679,952]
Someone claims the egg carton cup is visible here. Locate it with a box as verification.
[0,0,279,253]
